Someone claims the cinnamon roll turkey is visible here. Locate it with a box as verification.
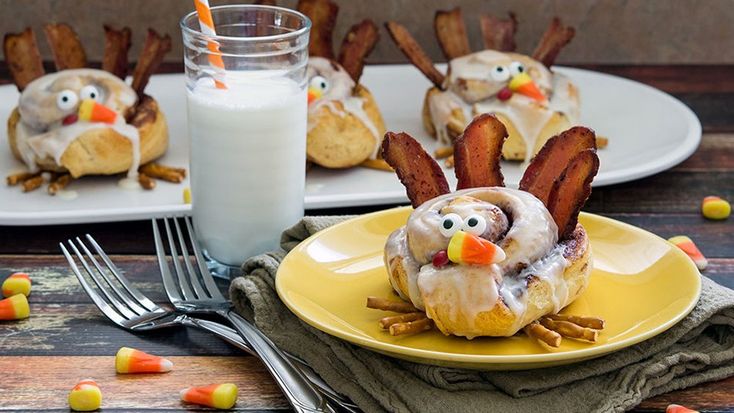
[376,114,601,345]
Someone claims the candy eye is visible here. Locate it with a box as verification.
[509,61,525,76]
[462,214,487,236]
[56,90,79,111]
[309,75,329,92]
[80,85,101,101]
[439,213,464,237]
[490,65,510,82]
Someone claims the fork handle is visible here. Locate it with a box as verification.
[225,310,335,413]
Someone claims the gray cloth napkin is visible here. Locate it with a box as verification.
[230,216,734,413]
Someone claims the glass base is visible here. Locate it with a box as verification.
[203,250,243,280]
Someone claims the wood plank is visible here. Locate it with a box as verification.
[635,375,734,412]
[675,134,734,171]
[0,356,288,411]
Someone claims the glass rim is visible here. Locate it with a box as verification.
[180,4,312,43]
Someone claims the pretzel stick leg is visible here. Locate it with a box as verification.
[379,312,426,329]
[524,322,561,347]
[138,173,156,190]
[389,318,433,336]
[7,172,39,186]
[545,314,605,330]
[366,296,419,313]
[22,175,44,192]
[48,174,72,195]
[540,318,598,342]
[360,159,393,172]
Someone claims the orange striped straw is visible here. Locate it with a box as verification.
[193,0,227,89]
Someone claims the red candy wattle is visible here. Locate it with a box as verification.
[432,250,449,267]
[497,87,513,101]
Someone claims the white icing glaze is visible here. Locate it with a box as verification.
[56,189,79,200]
[118,177,142,190]
[13,69,140,177]
[385,187,572,337]
[307,57,382,159]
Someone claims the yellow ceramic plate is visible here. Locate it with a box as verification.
[276,208,701,370]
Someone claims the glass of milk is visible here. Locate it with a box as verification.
[181,5,310,268]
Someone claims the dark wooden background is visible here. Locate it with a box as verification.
[0,64,733,412]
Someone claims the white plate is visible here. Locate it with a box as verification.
[0,65,701,225]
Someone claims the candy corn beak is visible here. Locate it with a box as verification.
[447,231,506,265]
[78,99,117,124]
[509,72,546,103]
[307,87,323,104]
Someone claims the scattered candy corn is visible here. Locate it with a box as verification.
[0,294,30,320]
[702,196,730,220]
[447,231,506,265]
[181,383,238,409]
[183,187,192,204]
[115,347,173,373]
[2,272,31,297]
[666,404,699,413]
[68,379,102,412]
[669,235,707,271]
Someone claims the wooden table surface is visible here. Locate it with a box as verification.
[1,64,733,412]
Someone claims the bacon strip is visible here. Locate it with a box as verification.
[337,19,379,83]
[434,7,471,60]
[519,126,596,206]
[454,113,508,189]
[3,28,45,91]
[43,23,87,70]
[385,21,445,88]
[131,29,172,97]
[102,25,132,79]
[382,132,449,208]
[532,17,575,67]
[547,150,599,239]
[297,0,338,58]
[479,13,517,52]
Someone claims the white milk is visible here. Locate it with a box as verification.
[187,74,307,266]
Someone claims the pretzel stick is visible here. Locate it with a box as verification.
[385,21,445,88]
[337,19,379,83]
[22,175,43,192]
[524,322,561,347]
[366,296,419,313]
[3,28,45,91]
[44,23,86,70]
[379,312,426,329]
[389,318,433,336]
[297,0,338,58]
[446,117,465,137]
[544,314,605,330]
[479,13,517,52]
[532,17,575,68]
[131,29,172,97]
[434,7,471,60]
[103,25,132,79]
[540,318,598,342]
[138,173,156,190]
[7,172,38,186]
[139,163,185,183]
[434,146,454,159]
[48,174,72,195]
[595,136,609,149]
[444,155,455,168]
[360,159,393,172]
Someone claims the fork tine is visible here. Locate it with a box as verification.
[173,217,207,299]
[86,234,159,312]
[185,216,225,300]
[69,239,139,320]
[75,237,147,316]
[164,217,195,300]
[60,242,128,326]
[153,218,183,304]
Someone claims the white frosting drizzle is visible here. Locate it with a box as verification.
[307,57,382,160]
[384,187,572,337]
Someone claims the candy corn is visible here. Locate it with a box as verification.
[702,196,730,220]
[0,294,30,320]
[666,404,699,413]
[68,379,102,412]
[669,235,707,271]
[181,383,238,409]
[508,72,546,102]
[2,272,31,297]
[78,99,117,124]
[447,231,506,265]
[115,347,173,373]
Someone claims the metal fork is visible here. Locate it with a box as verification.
[153,216,343,413]
[60,235,259,354]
